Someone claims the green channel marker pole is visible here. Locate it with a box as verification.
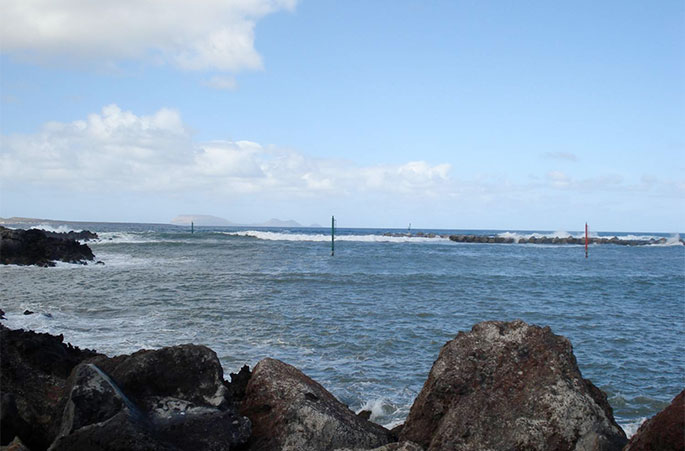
[191,222,194,234]
[331,216,335,256]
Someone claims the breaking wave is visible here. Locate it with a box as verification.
[225,231,449,243]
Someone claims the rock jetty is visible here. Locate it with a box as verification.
[381,231,684,246]
[0,227,96,267]
[2,320,680,450]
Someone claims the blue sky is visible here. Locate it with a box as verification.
[1,0,683,231]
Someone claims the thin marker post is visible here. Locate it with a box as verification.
[585,223,588,258]
[331,216,335,256]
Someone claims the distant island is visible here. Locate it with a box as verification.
[171,214,304,228]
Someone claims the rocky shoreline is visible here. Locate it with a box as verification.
[1,320,682,451]
[0,227,98,267]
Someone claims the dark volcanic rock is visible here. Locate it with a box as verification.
[1,393,32,448]
[0,226,95,266]
[400,320,627,451]
[2,325,251,450]
[227,364,252,403]
[51,361,251,451]
[49,410,172,451]
[335,442,424,451]
[1,436,32,451]
[93,344,232,410]
[52,346,252,450]
[149,397,251,451]
[623,389,684,451]
[40,229,98,242]
[0,324,100,449]
[241,358,394,451]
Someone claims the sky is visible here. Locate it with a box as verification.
[1,0,683,232]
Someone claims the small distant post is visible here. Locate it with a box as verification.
[191,221,194,234]
[331,216,335,256]
[585,222,588,258]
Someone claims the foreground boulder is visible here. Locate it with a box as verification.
[50,346,252,451]
[241,358,394,451]
[623,389,684,451]
[0,324,100,449]
[400,320,627,450]
[0,227,95,266]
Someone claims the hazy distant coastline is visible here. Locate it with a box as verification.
[170,214,316,228]
[0,216,321,229]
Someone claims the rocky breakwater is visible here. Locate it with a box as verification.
[448,234,683,246]
[0,227,97,267]
[1,320,681,450]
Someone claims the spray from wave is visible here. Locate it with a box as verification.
[225,231,449,243]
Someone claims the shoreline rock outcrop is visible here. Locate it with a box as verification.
[0,227,96,267]
[241,358,394,451]
[0,325,101,450]
[1,321,680,451]
[400,320,628,450]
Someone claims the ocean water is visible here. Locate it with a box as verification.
[1,223,683,437]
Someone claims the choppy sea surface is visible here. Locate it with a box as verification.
[1,222,683,436]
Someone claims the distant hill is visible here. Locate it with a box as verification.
[170,215,303,228]
[260,218,302,227]
[170,215,236,226]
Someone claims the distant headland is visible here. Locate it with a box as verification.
[170,214,307,228]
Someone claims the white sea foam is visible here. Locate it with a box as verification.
[497,231,677,243]
[619,417,647,438]
[225,230,449,243]
[357,397,409,429]
[647,234,683,246]
[497,231,583,241]
[29,223,84,233]
[90,232,158,245]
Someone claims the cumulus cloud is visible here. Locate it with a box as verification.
[0,0,296,73]
[0,104,453,198]
[204,76,238,91]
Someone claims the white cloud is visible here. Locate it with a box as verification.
[0,0,297,73]
[4,105,680,229]
[0,105,453,198]
[204,76,238,91]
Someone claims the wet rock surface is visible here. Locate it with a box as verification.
[623,389,684,451]
[3,321,675,451]
[92,344,232,410]
[0,324,100,449]
[400,320,628,450]
[241,358,394,451]
[0,227,96,266]
[49,346,252,451]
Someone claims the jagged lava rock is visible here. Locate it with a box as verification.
[92,344,232,409]
[48,363,163,451]
[400,320,627,451]
[0,324,100,449]
[51,346,251,450]
[623,389,684,451]
[0,226,95,266]
[335,442,425,451]
[241,358,394,451]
